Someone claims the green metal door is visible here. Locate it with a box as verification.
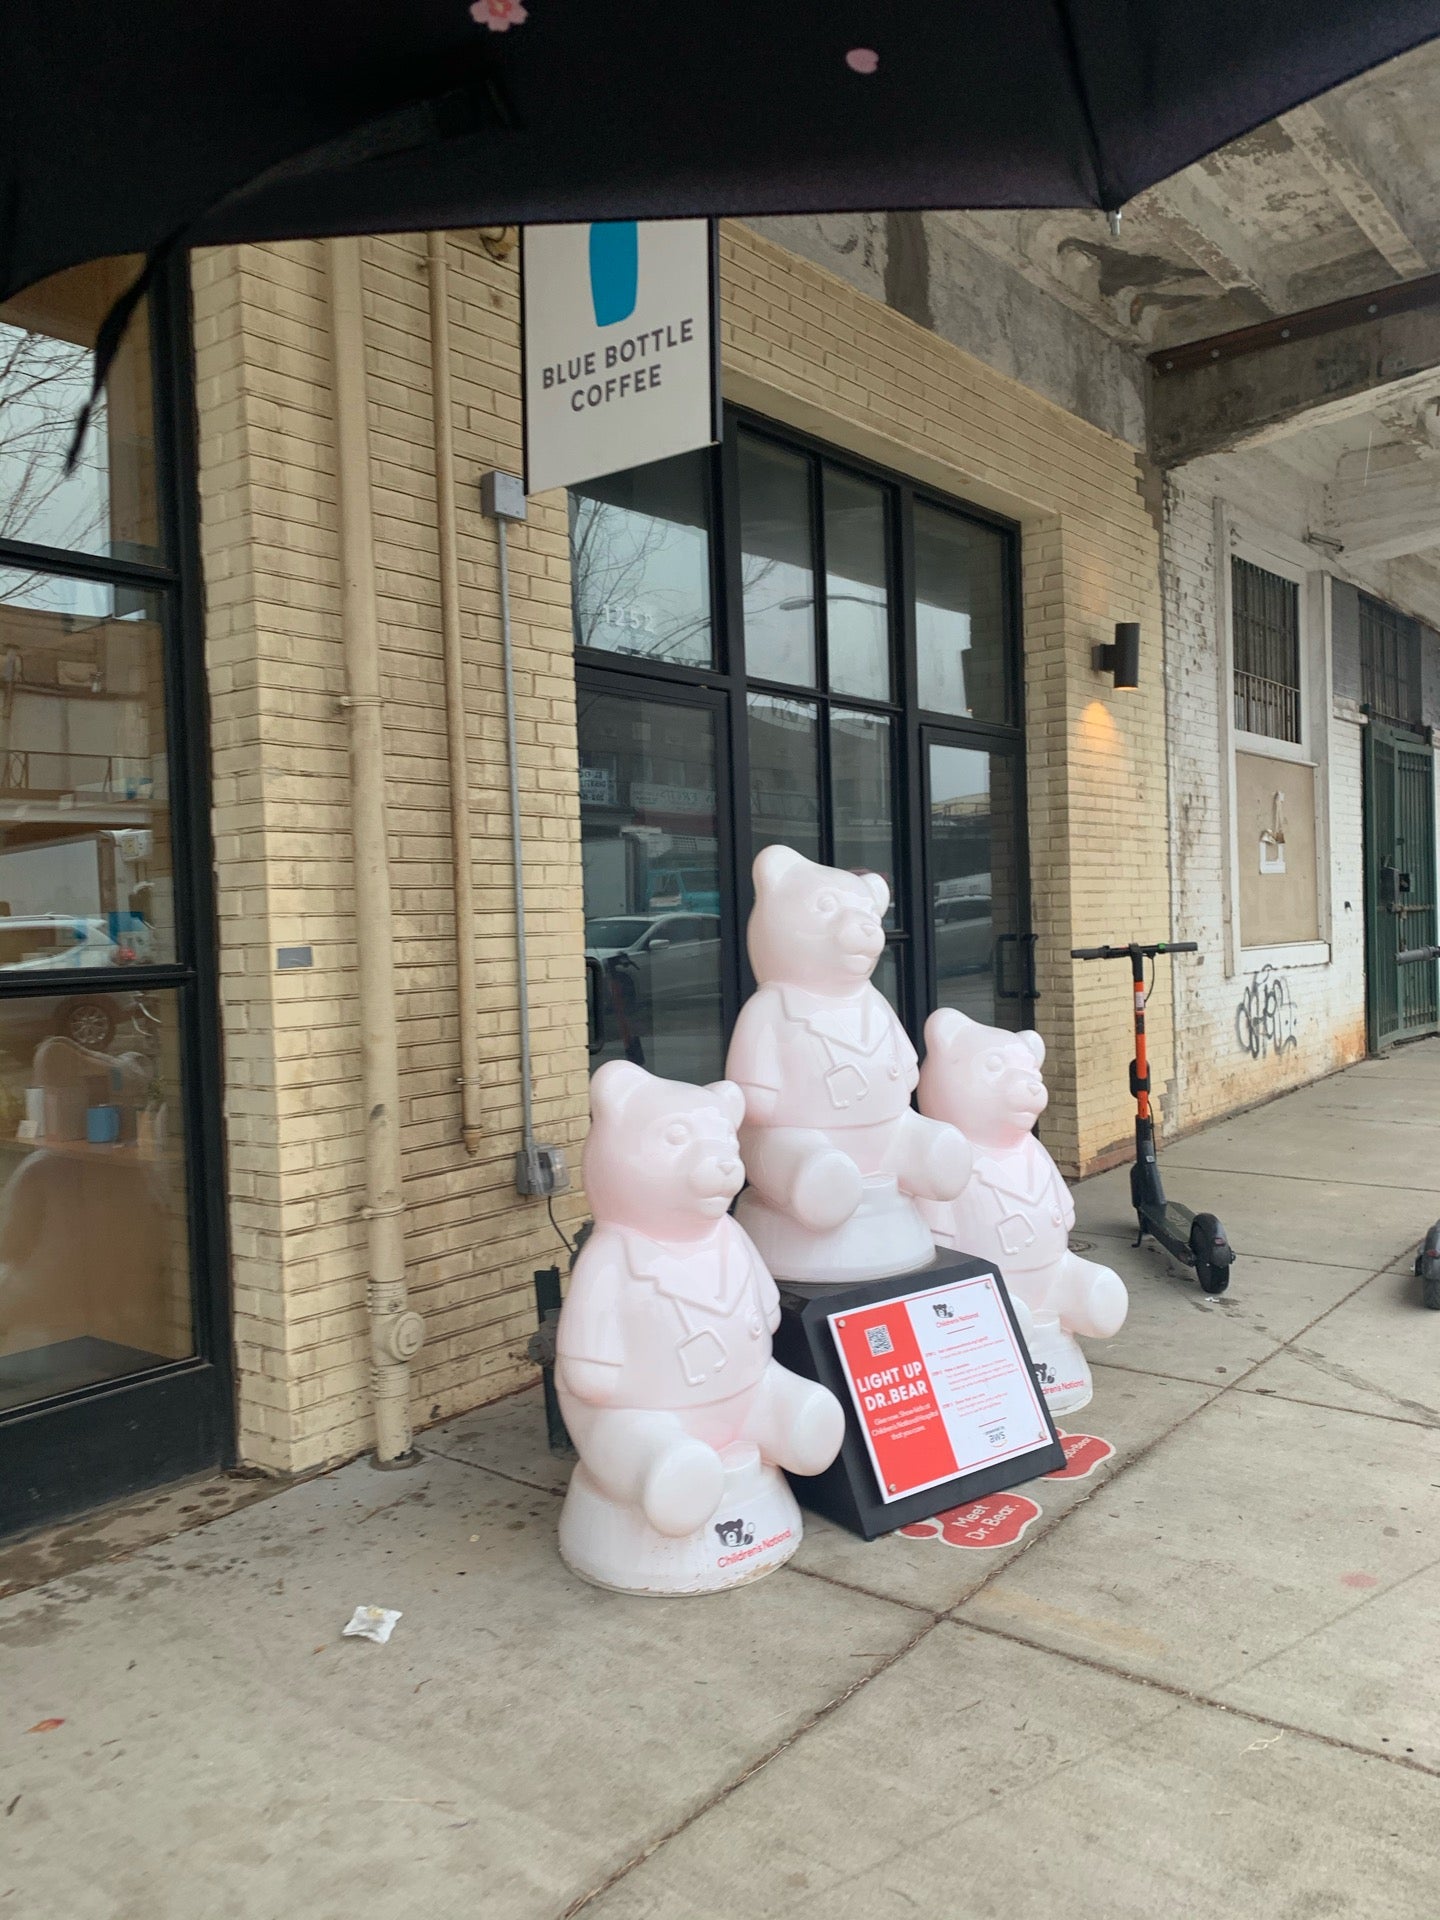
[1364,718,1439,1048]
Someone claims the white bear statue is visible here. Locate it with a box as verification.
[555,1060,845,1595]
[916,1008,1128,1415]
[726,845,972,1284]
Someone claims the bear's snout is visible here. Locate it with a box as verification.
[690,1151,744,1207]
[837,908,884,964]
[1005,1068,1048,1118]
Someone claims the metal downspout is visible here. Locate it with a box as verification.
[427,232,484,1156]
[329,235,425,1466]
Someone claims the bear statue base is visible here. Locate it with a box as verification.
[735,1173,935,1286]
[1022,1312,1094,1416]
[558,1441,804,1596]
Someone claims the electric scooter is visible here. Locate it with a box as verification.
[1071,940,1237,1295]
[1397,944,1440,1309]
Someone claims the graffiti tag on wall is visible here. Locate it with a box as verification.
[1235,965,1299,1060]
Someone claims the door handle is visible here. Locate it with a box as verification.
[995,932,1020,999]
[1020,932,1040,1001]
[585,954,605,1056]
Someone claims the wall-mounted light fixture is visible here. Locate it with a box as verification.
[1093,621,1141,690]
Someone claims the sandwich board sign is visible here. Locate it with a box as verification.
[522,219,719,495]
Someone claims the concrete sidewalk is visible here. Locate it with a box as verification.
[4,1044,1440,1920]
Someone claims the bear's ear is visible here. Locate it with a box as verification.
[1021,1030,1046,1066]
[925,1007,974,1053]
[590,1059,650,1124]
[705,1079,747,1129]
[754,843,806,893]
[860,869,890,914]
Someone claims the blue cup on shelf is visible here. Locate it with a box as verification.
[86,1104,122,1145]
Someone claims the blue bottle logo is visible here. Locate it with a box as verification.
[589,221,638,328]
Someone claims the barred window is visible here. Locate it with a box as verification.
[1232,556,1301,744]
[1359,592,1422,726]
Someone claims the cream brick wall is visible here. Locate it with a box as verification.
[192,219,1173,1475]
[194,234,588,1476]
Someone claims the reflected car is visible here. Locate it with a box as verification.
[584,912,723,1015]
[0,917,148,1053]
[933,887,993,980]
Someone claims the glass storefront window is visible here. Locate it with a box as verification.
[0,258,161,567]
[825,468,890,701]
[572,426,1026,1106]
[0,987,193,1412]
[927,741,1024,1030]
[739,435,816,686]
[0,567,174,971]
[569,451,714,667]
[915,502,1010,723]
[830,708,897,919]
[578,688,725,1085]
[748,693,821,861]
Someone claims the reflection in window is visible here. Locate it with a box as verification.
[831,708,897,926]
[748,693,821,861]
[578,689,724,1084]
[568,452,713,667]
[915,503,1009,723]
[0,569,173,970]
[825,468,890,701]
[739,435,816,686]
[0,258,160,566]
[927,742,1023,1030]
[0,988,193,1412]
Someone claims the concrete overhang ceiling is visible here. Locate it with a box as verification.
[941,40,1440,354]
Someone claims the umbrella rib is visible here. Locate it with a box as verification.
[1048,0,1118,212]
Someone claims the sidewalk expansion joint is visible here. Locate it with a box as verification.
[419,1444,564,1500]
[558,1613,945,1919]
[956,1615,1440,1781]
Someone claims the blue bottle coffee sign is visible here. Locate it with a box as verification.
[523,217,716,495]
[589,222,639,328]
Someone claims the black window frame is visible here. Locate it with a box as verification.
[572,406,1029,1062]
[0,252,233,1532]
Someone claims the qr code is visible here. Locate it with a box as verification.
[865,1325,894,1358]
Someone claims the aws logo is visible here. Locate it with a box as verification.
[589,221,639,327]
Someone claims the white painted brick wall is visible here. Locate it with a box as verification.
[1164,451,1368,1131]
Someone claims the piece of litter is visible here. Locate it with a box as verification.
[343,1606,402,1645]
[1243,1730,1284,1754]
[469,1535,479,1542]
[26,1719,64,1734]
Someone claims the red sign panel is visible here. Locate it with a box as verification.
[829,1271,1053,1504]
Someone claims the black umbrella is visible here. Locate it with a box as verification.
[5,0,1440,307]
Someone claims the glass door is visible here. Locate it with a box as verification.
[578,674,734,1087]
[923,733,1032,1030]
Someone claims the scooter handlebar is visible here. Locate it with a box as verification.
[1070,941,1199,959]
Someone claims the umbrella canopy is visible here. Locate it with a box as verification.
[4,1,1440,303]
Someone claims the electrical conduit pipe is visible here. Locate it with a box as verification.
[329,236,425,1465]
[426,232,484,1157]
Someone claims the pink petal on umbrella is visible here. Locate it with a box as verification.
[846,48,880,75]
[470,0,528,30]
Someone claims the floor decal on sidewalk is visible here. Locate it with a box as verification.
[899,1494,1043,1551]
[1044,1432,1116,1481]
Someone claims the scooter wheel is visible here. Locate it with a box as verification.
[1196,1260,1231,1296]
